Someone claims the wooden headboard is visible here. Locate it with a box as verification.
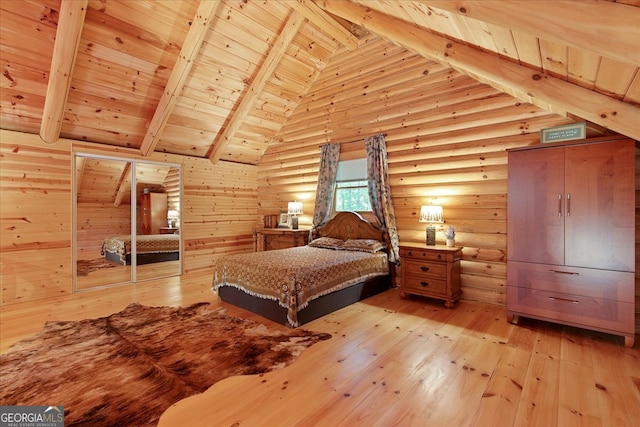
[313,211,386,243]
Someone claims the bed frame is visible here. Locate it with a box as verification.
[104,251,179,266]
[216,211,392,327]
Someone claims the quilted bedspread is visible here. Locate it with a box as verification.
[212,246,389,326]
[101,234,180,263]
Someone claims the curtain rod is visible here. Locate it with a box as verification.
[319,133,387,147]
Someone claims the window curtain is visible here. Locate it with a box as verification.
[366,134,400,264]
[311,143,340,234]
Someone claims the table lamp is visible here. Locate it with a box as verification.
[287,201,303,230]
[419,205,443,245]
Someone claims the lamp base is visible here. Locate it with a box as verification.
[291,216,299,230]
[426,226,436,246]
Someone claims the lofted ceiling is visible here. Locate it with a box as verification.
[1,0,639,167]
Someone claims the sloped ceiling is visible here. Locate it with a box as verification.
[1,0,639,167]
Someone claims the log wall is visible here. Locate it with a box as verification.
[0,131,72,303]
[257,37,640,330]
[0,129,258,304]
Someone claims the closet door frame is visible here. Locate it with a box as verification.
[73,152,182,291]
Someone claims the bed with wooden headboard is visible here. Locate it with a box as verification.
[212,211,392,327]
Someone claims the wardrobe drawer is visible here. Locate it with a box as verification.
[507,286,635,335]
[507,261,634,303]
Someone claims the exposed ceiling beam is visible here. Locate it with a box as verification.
[418,0,640,67]
[289,0,360,50]
[39,0,87,144]
[113,163,132,207]
[139,0,222,156]
[318,0,640,142]
[208,10,306,164]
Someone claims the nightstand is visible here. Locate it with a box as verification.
[398,243,463,308]
[254,228,309,251]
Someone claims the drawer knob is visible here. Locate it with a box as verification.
[420,281,429,287]
[420,266,430,272]
[437,254,442,260]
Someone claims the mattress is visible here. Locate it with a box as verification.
[212,245,389,326]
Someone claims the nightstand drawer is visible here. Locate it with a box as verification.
[403,276,447,294]
[400,247,450,262]
[403,260,447,278]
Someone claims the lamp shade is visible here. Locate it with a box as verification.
[167,210,179,220]
[287,201,303,216]
[419,205,443,223]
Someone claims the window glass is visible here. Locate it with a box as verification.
[335,180,372,211]
[335,156,372,212]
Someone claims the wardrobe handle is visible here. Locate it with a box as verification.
[549,269,579,275]
[548,296,579,304]
[557,194,562,217]
[566,193,571,217]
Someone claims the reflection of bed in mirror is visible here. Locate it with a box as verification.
[101,234,179,265]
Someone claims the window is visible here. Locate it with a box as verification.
[335,158,372,212]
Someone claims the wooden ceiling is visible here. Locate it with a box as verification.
[1,0,639,166]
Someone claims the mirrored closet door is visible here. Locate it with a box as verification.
[74,155,181,291]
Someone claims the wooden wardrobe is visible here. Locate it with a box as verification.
[506,136,636,347]
[140,192,168,235]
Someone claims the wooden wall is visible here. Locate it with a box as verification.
[0,131,72,303]
[77,202,130,261]
[257,37,640,330]
[181,156,258,274]
[1,34,638,332]
[0,129,258,304]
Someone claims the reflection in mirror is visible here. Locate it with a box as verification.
[75,156,181,291]
[134,163,181,281]
[75,157,133,290]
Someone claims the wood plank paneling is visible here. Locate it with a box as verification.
[0,131,72,303]
[0,129,258,304]
[258,36,636,317]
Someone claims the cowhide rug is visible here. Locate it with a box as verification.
[76,258,118,276]
[0,302,331,426]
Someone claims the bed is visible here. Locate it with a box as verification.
[101,233,180,265]
[212,211,392,327]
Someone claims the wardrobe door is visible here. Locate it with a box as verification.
[507,146,565,265]
[564,139,635,271]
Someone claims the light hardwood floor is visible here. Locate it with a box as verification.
[1,271,639,426]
